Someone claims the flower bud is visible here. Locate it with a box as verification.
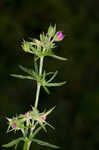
[48,25,56,37]
[54,32,64,41]
[34,39,41,47]
[21,40,31,52]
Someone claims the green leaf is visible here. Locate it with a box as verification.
[44,106,56,116]
[19,65,40,80]
[31,126,43,138]
[49,54,67,61]
[32,138,59,149]
[47,71,58,83]
[43,86,50,94]
[2,137,24,148]
[39,51,54,57]
[19,65,33,76]
[11,74,34,80]
[38,121,47,132]
[44,120,55,130]
[46,81,66,87]
[46,72,55,76]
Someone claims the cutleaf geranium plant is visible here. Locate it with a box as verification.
[3,25,67,150]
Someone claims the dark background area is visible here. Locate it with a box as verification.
[0,0,99,150]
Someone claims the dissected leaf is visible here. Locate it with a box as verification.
[43,120,55,130]
[19,65,33,76]
[31,126,43,138]
[44,106,56,116]
[46,81,66,87]
[49,54,67,61]
[47,71,58,83]
[32,138,59,149]
[43,86,50,94]
[11,74,34,80]
[46,71,55,76]
[38,121,47,132]
[19,65,40,81]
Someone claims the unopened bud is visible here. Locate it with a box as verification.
[54,32,64,41]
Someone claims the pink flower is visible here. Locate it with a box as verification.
[12,123,17,128]
[55,32,64,41]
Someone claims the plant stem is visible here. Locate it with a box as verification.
[34,56,44,108]
[23,141,31,150]
[30,55,44,138]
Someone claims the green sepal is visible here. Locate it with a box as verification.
[40,32,47,42]
[48,24,56,37]
[2,137,24,148]
[21,40,34,54]
[31,138,59,149]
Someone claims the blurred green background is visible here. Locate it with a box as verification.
[0,0,99,150]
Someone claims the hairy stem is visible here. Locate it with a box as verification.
[23,140,31,150]
[29,56,44,139]
[35,55,44,108]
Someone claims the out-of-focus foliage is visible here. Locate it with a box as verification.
[0,0,99,150]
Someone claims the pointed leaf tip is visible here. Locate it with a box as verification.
[32,138,59,149]
[2,138,24,148]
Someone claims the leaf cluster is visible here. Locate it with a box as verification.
[21,25,67,61]
[11,64,66,94]
[3,107,59,149]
